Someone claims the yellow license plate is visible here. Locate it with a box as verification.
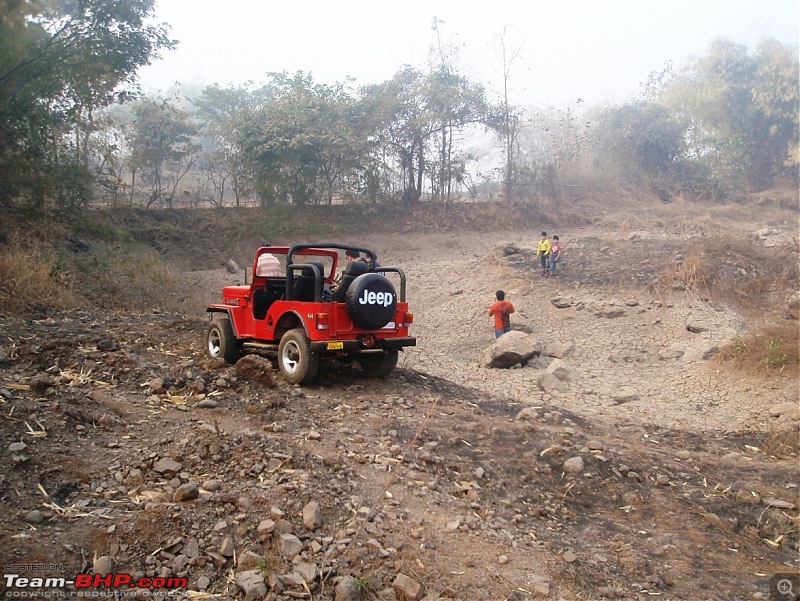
[327,341,344,350]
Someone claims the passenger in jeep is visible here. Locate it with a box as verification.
[256,252,281,277]
[366,251,384,274]
[333,249,362,288]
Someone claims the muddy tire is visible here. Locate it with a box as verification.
[359,349,398,378]
[206,317,239,364]
[278,328,319,385]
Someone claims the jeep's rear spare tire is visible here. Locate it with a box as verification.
[345,274,397,330]
[207,317,239,364]
[278,328,319,385]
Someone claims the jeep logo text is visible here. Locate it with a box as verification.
[358,289,394,307]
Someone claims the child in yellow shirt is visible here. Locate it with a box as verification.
[537,232,551,277]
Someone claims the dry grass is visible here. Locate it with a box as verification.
[715,322,800,380]
[652,228,798,311]
[0,238,78,314]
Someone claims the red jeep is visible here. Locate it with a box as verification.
[205,244,415,384]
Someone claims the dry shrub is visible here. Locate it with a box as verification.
[0,239,78,314]
[70,245,176,311]
[715,322,799,380]
[653,253,712,295]
[759,426,800,458]
[653,228,799,312]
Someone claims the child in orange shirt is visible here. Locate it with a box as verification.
[488,290,515,338]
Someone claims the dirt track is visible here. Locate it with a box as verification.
[0,206,798,600]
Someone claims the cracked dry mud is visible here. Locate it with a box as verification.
[0,211,798,601]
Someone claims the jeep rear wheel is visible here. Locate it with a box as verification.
[207,317,239,364]
[278,328,319,385]
[360,349,398,378]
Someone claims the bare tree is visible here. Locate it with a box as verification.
[492,27,525,201]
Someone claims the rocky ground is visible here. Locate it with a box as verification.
[0,203,798,601]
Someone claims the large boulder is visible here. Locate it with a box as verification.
[483,331,541,368]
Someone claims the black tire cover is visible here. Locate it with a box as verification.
[345,273,397,330]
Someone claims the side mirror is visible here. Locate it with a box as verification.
[245,266,253,285]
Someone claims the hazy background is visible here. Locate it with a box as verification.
[139,0,799,107]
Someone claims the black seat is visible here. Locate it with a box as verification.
[291,262,325,302]
[253,279,286,319]
[330,260,368,302]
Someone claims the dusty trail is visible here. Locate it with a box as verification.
[0,207,797,601]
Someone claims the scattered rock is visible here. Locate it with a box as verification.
[24,510,44,524]
[8,442,27,452]
[96,339,120,352]
[93,556,113,575]
[659,344,685,361]
[543,340,576,358]
[257,519,276,536]
[296,562,317,583]
[237,551,264,570]
[202,479,222,491]
[610,386,639,404]
[153,457,182,476]
[537,372,569,393]
[769,402,798,417]
[562,549,578,563]
[546,358,578,382]
[336,575,364,601]
[303,501,322,531]
[392,573,425,601]
[682,341,719,362]
[173,483,199,502]
[234,355,277,387]
[236,570,267,601]
[224,259,240,274]
[762,498,797,511]
[551,296,574,309]
[279,533,303,558]
[686,319,711,333]
[593,305,626,319]
[219,535,235,557]
[563,456,584,474]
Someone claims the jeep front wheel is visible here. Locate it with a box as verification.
[360,350,398,378]
[278,328,319,385]
[207,317,239,364]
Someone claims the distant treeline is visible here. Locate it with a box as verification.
[1,0,797,214]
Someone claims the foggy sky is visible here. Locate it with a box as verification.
[138,0,799,108]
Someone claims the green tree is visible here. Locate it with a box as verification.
[361,66,487,204]
[0,0,174,212]
[193,84,270,206]
[128,96,199,208]
[663,38,799,193]
[241,72,364,206]
[589,102,688,186]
